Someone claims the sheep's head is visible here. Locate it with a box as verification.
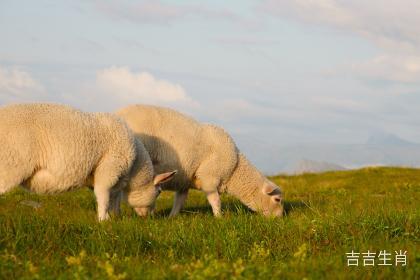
[126,170,177,216]
[225,154,284,217]
[258,180,284,217]
[232,177,284,217]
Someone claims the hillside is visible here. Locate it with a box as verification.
[0,167,419,279]
[285,159,347,174]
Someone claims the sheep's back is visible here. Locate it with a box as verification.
[117,105,239,191]
[117,105,204,189]
[0,104,105,185]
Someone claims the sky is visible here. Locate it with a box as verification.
[1,0,420,170]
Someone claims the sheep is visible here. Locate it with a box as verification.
[116,104,283,217]
[0,103,176,221]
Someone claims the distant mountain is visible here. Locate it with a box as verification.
[236,133,420,174]
[286,159,347,175]
[366,133,415,146]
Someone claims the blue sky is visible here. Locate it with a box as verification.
[1,0,420,169]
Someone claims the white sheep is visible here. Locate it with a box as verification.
[0,103,176,221]
[116,104,283,217]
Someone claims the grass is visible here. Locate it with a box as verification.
[0,167,419,279]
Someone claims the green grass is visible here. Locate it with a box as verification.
[0,167,419,279]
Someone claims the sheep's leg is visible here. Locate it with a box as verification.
[93,160,127,221]
[109,190,122,217]
[108,177,128,217]
[169,189,189,217]
[206,191,222,216]
[0,177,19,194]
[23,169,68,193]
[94,187,110,221]
[197,176,222,216]
[0,155,32,194]
[0,170,22,194]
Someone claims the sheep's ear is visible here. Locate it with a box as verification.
[153,170,177,185]
[262,183,278,195]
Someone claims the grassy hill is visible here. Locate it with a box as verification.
[0,167,418,279]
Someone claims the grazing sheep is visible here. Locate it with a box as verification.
[116,105,283,217]
[0,103,176,221]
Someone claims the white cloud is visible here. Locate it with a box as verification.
[258,0,420,83]
[95,66,196,105]
[259,0,420,49]
[351,54,420,83]
[0,66,46,104]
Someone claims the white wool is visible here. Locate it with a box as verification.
[116,104,283,217]
[0,103,161,221]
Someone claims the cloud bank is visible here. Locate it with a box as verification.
[0,66,46,104]
[0,65,196,112]
[95,66,191,104]
[259,0,420,83]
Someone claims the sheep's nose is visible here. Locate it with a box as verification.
[265,209,283,217]
[134,207,149,217]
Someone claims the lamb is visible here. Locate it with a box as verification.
[0,103,176,221]
[116,104,283,217]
